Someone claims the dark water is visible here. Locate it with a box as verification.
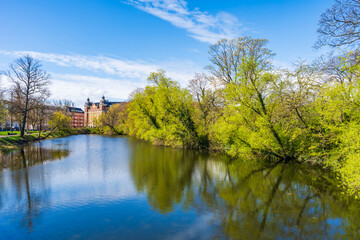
[0,135,359,240]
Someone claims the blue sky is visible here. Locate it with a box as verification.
[0,0,333,106]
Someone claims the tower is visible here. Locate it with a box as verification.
[84,97,91,127]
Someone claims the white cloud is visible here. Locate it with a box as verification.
[51,74,144,105]
[0,50,198,83]
[0,50,201,106]
[125,0,244,44]
[0,50,159,80]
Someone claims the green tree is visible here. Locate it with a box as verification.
[47,111,71,133]
[212,38,295,160]
[128,70,199,148]
[97,103,128,135]
[310,54,360,197]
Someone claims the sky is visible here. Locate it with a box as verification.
[0,0,334,106]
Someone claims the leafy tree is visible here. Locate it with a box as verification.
[47,111,71,134]
[310,54,360,197]
[97,103,128,135]
[212,38,296,160]
[128,70,199,148]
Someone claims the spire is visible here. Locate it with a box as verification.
[85,97,91,108]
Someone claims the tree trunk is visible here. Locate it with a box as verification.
[21,95,29,137]
[38,120,42,138]
[21,109,27,137]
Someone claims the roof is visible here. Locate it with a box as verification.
[92,101,127,107]
[68,107,84,113]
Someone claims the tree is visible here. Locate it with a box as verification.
[316,0,360,48]
[188,73,223,147]
[97,103,128,135]
[128,70,199,148]
[47,111,71,134]
[52,99,75,114]
[211,38,295,159]
[5,55,51,137]
[0,80,8,128]
[27,101,53,137]
[207,37,274,85]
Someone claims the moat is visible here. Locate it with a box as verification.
[0,135,359,239]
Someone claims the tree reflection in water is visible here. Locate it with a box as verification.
[129,140,360,239]
[0,145,70,232]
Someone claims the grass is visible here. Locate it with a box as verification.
[0,131,39,136]
[0,129,91,151]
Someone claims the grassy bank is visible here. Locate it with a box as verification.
[0,128,93,151]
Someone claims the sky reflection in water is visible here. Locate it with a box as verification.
[0,135,359,239]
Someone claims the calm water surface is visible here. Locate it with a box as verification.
[0,135,359,239]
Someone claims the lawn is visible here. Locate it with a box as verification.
[0,131,39,136]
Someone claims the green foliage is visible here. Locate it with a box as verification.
[48,111,71,132]
[97,37,360,197]
[128,70,199,148]
[211,39,298,160]
[97,104,128,135]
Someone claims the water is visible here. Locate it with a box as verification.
[0,135,359,239]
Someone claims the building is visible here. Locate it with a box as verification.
[84,96,126,127]
[67,107,85,128]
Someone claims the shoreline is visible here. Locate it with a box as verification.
[0,129,93,152]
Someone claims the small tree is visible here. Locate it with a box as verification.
[48,111,71,134]
[97,103,128,135]
[5,55,51,137]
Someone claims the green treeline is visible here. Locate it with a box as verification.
[97,0,360,197]
[97,37,360,198]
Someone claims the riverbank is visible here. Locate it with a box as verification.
[0,128,93,151]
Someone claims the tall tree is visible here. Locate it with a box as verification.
[207,37,274,85]
[5,55,51,137]
[316,0,360,48]
[188,73,222,147]
[0,80,8,128]
[128,70,199,148]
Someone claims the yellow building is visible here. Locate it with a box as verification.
[84,96,124,127]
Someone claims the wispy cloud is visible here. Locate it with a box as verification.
[125,0,244,44]
[0,50,198,82]
[0,50,201,105]
[0,50,158,79]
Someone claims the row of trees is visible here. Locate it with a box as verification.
[0,0,358,195]
[96,0,360,196]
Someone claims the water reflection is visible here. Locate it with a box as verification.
[0,145,70,233]
[0,144,70,170]
[129,140,360,239]
[0,136,359,239]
